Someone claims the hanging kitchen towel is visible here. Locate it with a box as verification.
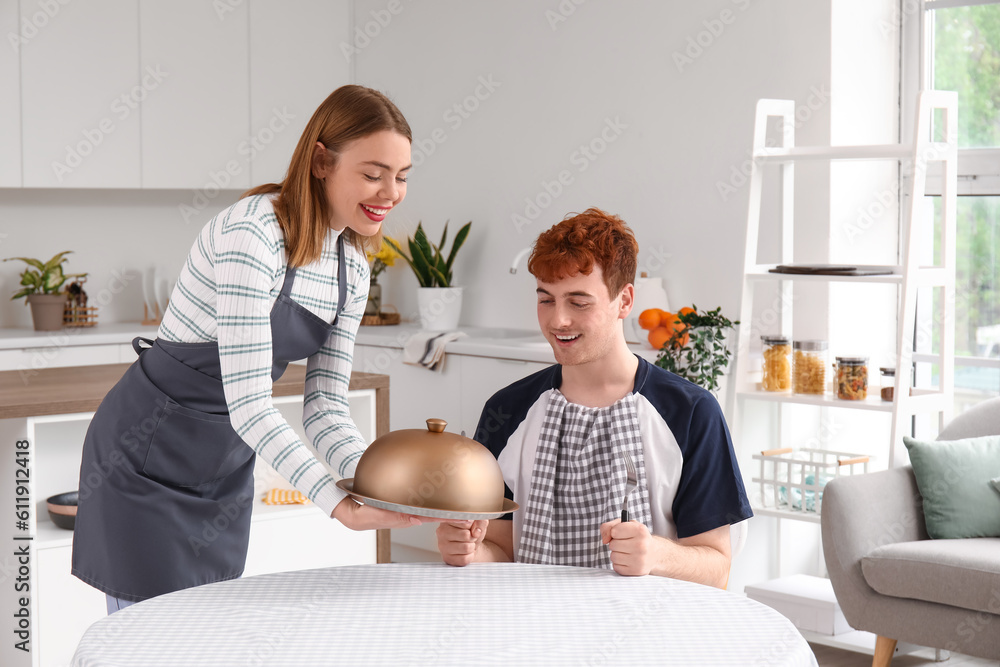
[402,331,467,371]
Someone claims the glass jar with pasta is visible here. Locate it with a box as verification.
[761,335,791,391]
[836,356,869,400]
[793,340,828,394]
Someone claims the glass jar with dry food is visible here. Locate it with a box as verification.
[880,367,895,401]
[761,335,791,392]
[835,356,868,400]
[793,340,827,394]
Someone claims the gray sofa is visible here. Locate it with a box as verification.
[822,397,1000,666]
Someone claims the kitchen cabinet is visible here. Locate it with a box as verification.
[0,364,388,667]
[139,0,251,190]
[20,0,141,188]
[6,1,350,190]
[0,324,160,374]
[0,344,133,376]
[0,2,20,186]
[353,343,465,435]
[458,355,552,437]
[248,0,350,185]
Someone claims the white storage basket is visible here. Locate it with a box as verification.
[751,447,870,516]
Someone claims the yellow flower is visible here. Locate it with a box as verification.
[373,236,400,267]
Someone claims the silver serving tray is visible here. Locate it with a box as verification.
[336,479,518,520]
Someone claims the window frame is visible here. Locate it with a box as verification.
[902,0,1000,406]
[902,0,1000,196]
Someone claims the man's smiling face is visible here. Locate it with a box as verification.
[536,264,629,367]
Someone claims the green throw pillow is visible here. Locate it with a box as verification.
[903,435,1000,539]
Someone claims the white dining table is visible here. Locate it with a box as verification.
[71,562,817,666]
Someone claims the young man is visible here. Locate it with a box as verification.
[436,208,751,588]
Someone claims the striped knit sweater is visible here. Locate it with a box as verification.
[158,194,370,516]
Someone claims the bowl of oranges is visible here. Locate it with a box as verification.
[638,307,695,350]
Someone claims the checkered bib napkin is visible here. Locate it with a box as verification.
[517,390,652,568]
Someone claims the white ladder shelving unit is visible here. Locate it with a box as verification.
[734,89,957,477]
[732,90,958,657]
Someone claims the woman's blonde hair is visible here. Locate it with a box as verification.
[242,85,411,267]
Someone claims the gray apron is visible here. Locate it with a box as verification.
[72,236,347,602]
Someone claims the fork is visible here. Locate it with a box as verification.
[620,452,638,522]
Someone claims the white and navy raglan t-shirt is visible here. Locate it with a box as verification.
[158,194,370,517]
[474,356,752,550]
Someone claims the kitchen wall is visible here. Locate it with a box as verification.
[0,0,839,331]
[353,0,838,330]
[0,188,236,328]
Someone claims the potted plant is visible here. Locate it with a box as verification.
[650,305,739,394]
[386,221,471,330]
[365,236,401,317]
[4,251,87,331]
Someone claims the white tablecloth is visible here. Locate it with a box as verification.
[72,562,817,666]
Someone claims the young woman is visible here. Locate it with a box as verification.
[72,85,423,613]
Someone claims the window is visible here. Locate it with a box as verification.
[903,0,1000,412]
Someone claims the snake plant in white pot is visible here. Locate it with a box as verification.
[386,221,471,330]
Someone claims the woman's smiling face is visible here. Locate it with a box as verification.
[316,130,412,236]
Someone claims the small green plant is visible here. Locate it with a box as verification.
[654,305,739,393]
[4,251,87,302]
[386,221,471,288]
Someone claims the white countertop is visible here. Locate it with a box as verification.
[0,322,161,351]
[356,323,660,364]
[0,322,661,365]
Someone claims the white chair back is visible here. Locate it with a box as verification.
[730,520,748,559]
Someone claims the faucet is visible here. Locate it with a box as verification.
[510,247,531,274]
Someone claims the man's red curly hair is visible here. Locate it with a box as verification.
[527,207,638,297]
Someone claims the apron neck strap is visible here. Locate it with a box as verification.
[279,235,349,322]
[279,265,297,299]
[334,235,347,322]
